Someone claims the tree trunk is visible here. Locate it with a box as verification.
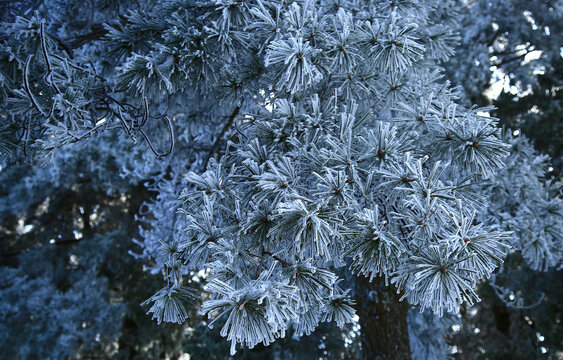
[354,275,411,360]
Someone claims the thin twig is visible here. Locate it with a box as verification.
[65,120,109,144]
[140,97,149,127]
[493,51,529,67]
[116,107,135,142]
[46,32,74,58]
[68,24,109,49]
[262,250,291,267]
[487,28,500,47]
[234,119,247,140]
[23,55,50,118]
[203,101,243,170]
[50,54,105,81]
[40,21,61,94]
[139,116,175,157]
[22,116,31,156]
[106,95,139,112]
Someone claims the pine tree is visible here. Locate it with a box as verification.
[1,0,561,359]
[444,3,562,357]
[446,0,562,177]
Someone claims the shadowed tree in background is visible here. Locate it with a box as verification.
[0,0,561,359]
[447,0,562,178]
[445,1,563,358]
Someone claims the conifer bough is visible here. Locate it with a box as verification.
[2,0,560,357]
[140,0,557,355]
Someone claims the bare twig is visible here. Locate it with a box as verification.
[46,32,74,58]
[489,271,546,310]
[234,119,247,140]
[262,250,291,267]
[140,97,149,127]
[22,115,31,156]
[116,106,136,142]
[40,21,61,94]
[203,101,243,170]
[487,28,500,47]
[493,51,529,67]
[490,44,533,57]
[139,116,175,158]
[23,55,52,119]
[50,54,105,82]
[68,120,109,143]
[68,24,109,49]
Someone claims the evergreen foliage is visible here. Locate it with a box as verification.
[0,0,561,358]
[447,0,562,177]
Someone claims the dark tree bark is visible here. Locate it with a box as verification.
[354,275,411,360]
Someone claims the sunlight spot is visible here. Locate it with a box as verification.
[523,50,542,64]
[69,254,79,266]
[73,230,83,240]
[16,218,34,235]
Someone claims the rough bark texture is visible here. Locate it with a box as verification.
[354,275,411,360]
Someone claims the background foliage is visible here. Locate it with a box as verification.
[0,0,560,359]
